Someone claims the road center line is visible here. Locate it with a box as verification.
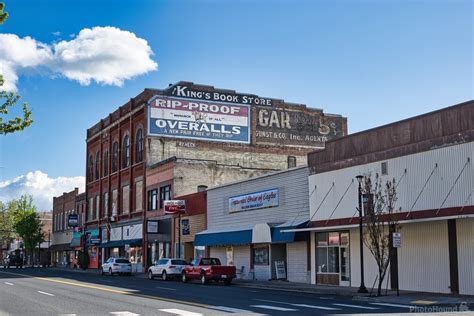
[155,286,176,291]
[333,303,379,310]
[292,304,340,310]
[38,290,55,296]
[4,282,14,286]
[159,308,203,316]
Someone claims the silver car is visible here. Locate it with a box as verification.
[101,257,132,276]
[148,258,187,281]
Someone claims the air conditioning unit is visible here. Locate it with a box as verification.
[110,216,116,222]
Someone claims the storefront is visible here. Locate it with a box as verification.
[85,228,100,269]
[100,221,143,272]
[197,167,311,283]
[146,218,172,266]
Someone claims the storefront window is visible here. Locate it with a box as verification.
[316,247,328,272]
[316,232,348,275]
[317,232,328,246]
[127,246,142,264]
[253,246,269,265]
[328,232,340,245]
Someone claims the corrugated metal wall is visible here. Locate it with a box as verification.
[398,221,450,293]
[309,142,473,221]
[457,218,474,295]
[287,241,309,283]
[233,246,251,280]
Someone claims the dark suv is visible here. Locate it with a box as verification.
[4,254,23,268]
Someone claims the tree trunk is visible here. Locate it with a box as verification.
[377,276,383,296]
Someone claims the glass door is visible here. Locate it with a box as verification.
[339,246,350,286]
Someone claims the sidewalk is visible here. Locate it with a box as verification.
[233,279,474,306]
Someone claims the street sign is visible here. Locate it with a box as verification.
[68,214,79,227]
[393,232,401,248]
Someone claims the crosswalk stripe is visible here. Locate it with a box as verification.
[292,304,340,310]
[370,302,414,309]
[159,309,203,316]
[209,306,251,313]
[333,303,379,310]
[4,282,14,286]
[251,305,298,311]
[109,312,140,316]
[37,291,55,296]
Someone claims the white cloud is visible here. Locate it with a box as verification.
[0,171,85,211]
[0,26,158,91]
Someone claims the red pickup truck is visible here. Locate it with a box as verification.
[181,257,236,285]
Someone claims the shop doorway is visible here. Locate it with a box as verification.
[315,231,350,286]
[339,246,350,286]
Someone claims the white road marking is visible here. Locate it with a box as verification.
[109,312,140,316]
[292,304,340,310]
[209,306,251,313]
[333,303,379,310]
[37,290,55,296]
[4,282,14,286]
[155,286,176,291]
[370,302,414,309]
[253,299,292,305]
[251,305,298,311]
[159,309,202,316]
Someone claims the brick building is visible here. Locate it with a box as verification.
[85,81,347,271]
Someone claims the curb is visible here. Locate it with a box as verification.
[234,283,357,297]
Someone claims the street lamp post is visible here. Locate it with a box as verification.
[48,229,51,267]
[356,175,368,293]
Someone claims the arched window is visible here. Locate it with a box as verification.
[112,142,119,172]
[103,150,109,176]
[88,154,94,182]
[122,135,130,168]
[95,151,100,180]
[135,128,144,163]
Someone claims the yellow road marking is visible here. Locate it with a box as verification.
[411,300,437,305]
[0,270,208,309]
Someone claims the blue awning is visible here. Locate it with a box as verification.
[194,229,252,246]
[70,237,81,248]
[99,239,142,248]
[271,220,310,243]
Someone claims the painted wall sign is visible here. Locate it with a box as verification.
[228,188,279,213]
[170,84,273,106]
[148,96,250,144]
[256,108,346,148]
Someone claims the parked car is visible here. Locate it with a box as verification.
[101,257,132,276]
[148,258,187,281]
[182,257,236,285]
[4,253,23,268]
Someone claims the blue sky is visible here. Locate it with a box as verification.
[0,0,472,210]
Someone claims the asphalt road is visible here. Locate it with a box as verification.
[0,268,454,316]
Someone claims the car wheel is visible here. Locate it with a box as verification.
[109,268,113,276]
[162,271,168,281]
[200,273,207,285]
[101,268,105,276]
[181,272,188,283]
[224,279,232,285]
[148,270,154,280]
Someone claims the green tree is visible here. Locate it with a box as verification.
[10,195,44,266]
[0,2,33,135]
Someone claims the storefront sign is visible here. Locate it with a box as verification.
[256,108,346,148]
[181,219,190,235]
[275,260,286,279]
[147,220,159,233]
[164,200,186,214]
[148,96,250,144]
[101,228,108,244]
[229,188,279,213]
[170,84,273,106]
[393,232,401,248]
[67,214,79,227]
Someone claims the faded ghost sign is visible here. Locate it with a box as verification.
[256,108,345,148]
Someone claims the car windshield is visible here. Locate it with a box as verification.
[115,259,130,264]
[201,258,221,265]
[171,260,187,265]
[157,259,168,265]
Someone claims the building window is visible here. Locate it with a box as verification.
[122,135,130,168]
[88,154,94,182]
[135,180,143,211]
[103,150,109,176]
[88,198,93,221]
[135,128,144,163]
[95,195,100,219]
[122,185,130,214]
[112,189,118,217]
[315,232,350,274]
[148,189,158,211]
[112,142,119,172]
[104,192,109,217]
[288,156,296,168]
[381,161,388,175]
[95,151,100,180]
[253,246,269,265]
[160,185,171,209]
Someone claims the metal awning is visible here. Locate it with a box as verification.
[271,219,310,243]
[99,239,142,248]
[194,227,253,247]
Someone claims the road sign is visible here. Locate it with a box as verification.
[393,232,401,248]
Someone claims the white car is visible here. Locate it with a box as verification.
[148,258,187,281]
[101,257,132,276]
